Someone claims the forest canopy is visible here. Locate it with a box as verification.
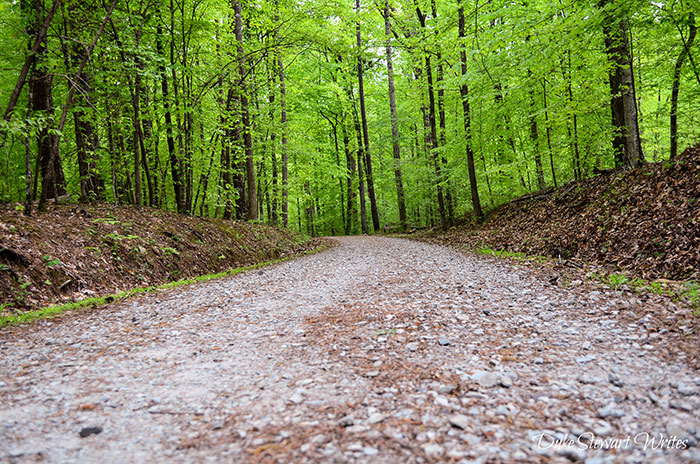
[0,0,698,235]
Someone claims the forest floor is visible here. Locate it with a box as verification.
[1,236,698,463]
[0,204,322,316]
[415,144,700,293]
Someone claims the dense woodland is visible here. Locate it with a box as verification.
[0,0,698,235]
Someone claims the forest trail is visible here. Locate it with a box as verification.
[1,237,698,463]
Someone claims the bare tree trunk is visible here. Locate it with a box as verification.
[342,117,357,234]
[356,0,380,232]
[670,12,696,159]
[384,0,407,230]
[542,79,557,188]
[526,65,546,191]
[566,50,582,180]
[350,90,369,234]
[232,0,256,220]
[600,0,644,168]
[458,0,483,220]
[156,26,185,213]
[415,1,446,229]
[4,0,60,123]
[24,78,34,216]
[279,56,289,227]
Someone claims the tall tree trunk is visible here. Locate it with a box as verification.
[350,90,369,234]
[431,0,453,225]
[279,55,289,227]
[342,117,357,234]
[525,53,546,191]
[670,12,696,159]
[384,0,407,230]
[542,79,557,188]
[458,0,483,220]
[4,0,60,124]
[24,77,34,216]
[156,26,185,213]
[599,0,644,168]
[566,50,582,180]
[356,0,380,232]
[233,0,256,220]
[31,3,66,209]
[415,2,446,229]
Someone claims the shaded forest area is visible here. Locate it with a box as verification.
[0,0,698,235]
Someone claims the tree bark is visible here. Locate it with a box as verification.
[356,0,380,232]
[4,0,60,123]
[156,26,185,213]
[278,56,289,227]
[415,2,446,229]
[233,0,256,220]
[384,0,407,230]
[600,0,644,168]
[670,12,696,159]
[458,0,483,220]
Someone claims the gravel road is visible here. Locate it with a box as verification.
[1,236,699,463]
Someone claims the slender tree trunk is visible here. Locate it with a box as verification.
[342,118,357,234]
[600,0,643,168]
[24,78,33,216]
[156,26,185,213]
[384,0,407,230]
[566,50,582,180]
[279,55,289,227]
[350,90,369,234]
[431,0,453,225]
[542,79,557,188]
[4,0,60,123]
[670,13,696,159]
[233,0,256,220]
[356,0,380,232]
[526,64,546,191]
[458,0,483,220]
[32,19,66,209]
[415,2,446,229]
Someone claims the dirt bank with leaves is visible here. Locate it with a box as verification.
[0,204,320,314]
[421,145,700,284]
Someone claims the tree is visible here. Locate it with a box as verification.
[458,0,482,220]
[383,0,407,230]
[599,0,644,168]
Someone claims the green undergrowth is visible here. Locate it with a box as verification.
[474,246,550,263]
[590,271,700,313]
[0,242,332,329]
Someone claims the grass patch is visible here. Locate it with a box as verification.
[475,246,548,263]
[0,242,332,329]
[589,271,699,313]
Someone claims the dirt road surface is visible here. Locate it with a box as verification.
[1,237,698,463]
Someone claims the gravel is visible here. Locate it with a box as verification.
[1,236,698,463]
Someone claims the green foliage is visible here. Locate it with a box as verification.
[161,246,180,256]
[42,255,62,268]
[607,273,630,290]
[0,0,697,239]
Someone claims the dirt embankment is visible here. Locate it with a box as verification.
[422,145,700,282]
[0,204,320,314]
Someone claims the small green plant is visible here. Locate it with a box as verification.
[161,246,180,256]
[93,217,120,225]
[86,246,102,256]
[607,273,629,290]
[0,264,10,271]
[42,255,62,268]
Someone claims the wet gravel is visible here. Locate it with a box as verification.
[1,236,699,463]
